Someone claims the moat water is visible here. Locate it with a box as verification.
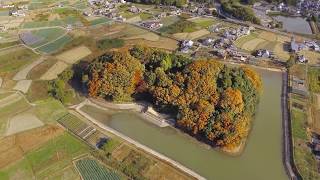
[81,68,288,180]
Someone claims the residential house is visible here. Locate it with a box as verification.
[256,49,270,58]
[141,21,163,29]
[180,40,194,53]
[297,55,308,63]
[129,6,140,13]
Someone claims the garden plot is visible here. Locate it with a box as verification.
[40,61,68,80]
[258,31,277,41]
[89,17,112,26]
[173,29,210,40]
[20,32,44,46]
[274,43,290,61]
[160,16,180,27]
[36,34,72,54]
[13,80,32,94]
[0,125,64,169]
[75,158,121,180]
[12,57,44,81]
[125,37,178,51]
[5,113,44,136]
[56,46,92,64]
[3,18,24,29]
[126,16,141,23]
[124,32,160,41]
[241,38,266,51]
[0,47,40,76]
[188,17,216,28]
[300,50,320,65]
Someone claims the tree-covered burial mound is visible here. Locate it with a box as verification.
[85,45,262,151]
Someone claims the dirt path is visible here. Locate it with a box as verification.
[12,57,45,81]
[0,93,22,108]
[13,80,32,94]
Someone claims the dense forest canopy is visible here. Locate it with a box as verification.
[85,46,262,150]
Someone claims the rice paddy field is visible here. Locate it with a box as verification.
[235,30,291,61]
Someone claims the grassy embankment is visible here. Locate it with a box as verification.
[289,64,320,180]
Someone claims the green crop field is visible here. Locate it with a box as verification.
[160,16,180,27]
[0,41,19,49]
[22,17,81,29]
[76,158,121,180]
[189,17,216,28]
[29,28,66,48]
[33,98,68,123]
[0,132,89,180]
[36,34,72,54]
[0,99,31,136]
[0,48,40,76]
[72,1,88,9]
[90,18,112,26]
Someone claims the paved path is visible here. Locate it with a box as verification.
[73,99,205,180]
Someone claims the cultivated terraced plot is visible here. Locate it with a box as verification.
[12,57,44,81]
[173,29,210,40]
[40,61,68,80]
[5,113,44,136]
[20,28,66,48]
[76,158,121,180]
[56,46,92,64]
[36,34,72,54]
[235,31,291,61]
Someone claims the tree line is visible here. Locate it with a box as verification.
[84,46,262,150]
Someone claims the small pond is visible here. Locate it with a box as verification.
[274,16,312,35]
